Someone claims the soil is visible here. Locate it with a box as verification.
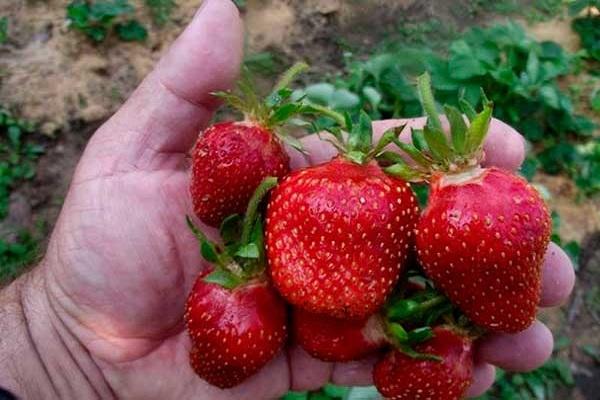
[1,0,599,398]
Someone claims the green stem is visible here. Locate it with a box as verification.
[305,103,347,128]
[241,177,278,245]
[417,73,442,131]
[273,62,310,93]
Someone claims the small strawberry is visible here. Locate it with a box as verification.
[373,326,474,400]
[185,178,287,388]
[190,63,309,227]
[390,73,551,333]
[266,113,420,319]
[293,308,387,362]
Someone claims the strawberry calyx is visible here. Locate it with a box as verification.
[381,274,482,361]
[384,72,494,183]
[186,177,278,289]
[321,110,407,166]
[213,62,312,153]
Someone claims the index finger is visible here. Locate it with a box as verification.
[288,117,526,171]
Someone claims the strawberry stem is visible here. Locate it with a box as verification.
[272,62,309,94]
[241,177,278,245]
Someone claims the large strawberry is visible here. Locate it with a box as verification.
[391,73,551,333]
[373,326,474,400]
[185,178,287,388]
[293,308,387,362]
[266,114,420,319]
[190,64,309,227]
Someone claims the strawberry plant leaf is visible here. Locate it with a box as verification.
[464,100,493,154]
[0,17,8,44]
[115,20,148,42]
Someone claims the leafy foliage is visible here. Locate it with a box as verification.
[145,0,176,26]
[474,358,574,400]
[569,0,600,16]
[0,108,42,282]
[0,17,8,44]
[282,385,379,400]
[0,108,43,220]
[66,0,147,43]
[296,22,598,195]
[0,230,38,282]
[572,16,600,62]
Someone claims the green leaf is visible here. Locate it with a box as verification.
[270,103,303,125]
[347,111,372,155]
[0,16,8,44]
[322,384,351,397]
[362,86,382,109]
[145,0,176,26]
[115,20,148,41]
[423,126,452,162]
[411,128,428,151]
[526,51,540,84]
[591,89,600,112]
[387,300,420,320]
[388,322,409,342]
[408,327,434,344]
[200,241,219,263]
[444,105,468,155]
[385,163,422,182]
[235,243,259,259]
[203,268,242,289]
[459,97,478,121]
[219,214,242,246]
[464,100,493,154]
[448,40,487,79]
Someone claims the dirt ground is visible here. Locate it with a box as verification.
[1,0,599,398]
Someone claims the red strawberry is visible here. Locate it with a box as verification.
[185,178,287,388]
[373,327,473,400]
[190,63,309,227]
[266,151,419,319]
[417,167,550,332]
[293,308,387,362]
[191,122,289,226]
[186,274,287,388]
[390,74,551,333]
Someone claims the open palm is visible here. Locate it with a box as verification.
[38,1,575,399]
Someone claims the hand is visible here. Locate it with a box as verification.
[293,119,576,397]
[0,1,574,399]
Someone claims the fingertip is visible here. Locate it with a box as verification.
[290,133,339,170]
[466,362,496,398]
[540,242,576,307]
[331,355,378,387]
[482,119,526,171]
[158,0,244,107]
[477,320,553,372]
[288,345,333,391]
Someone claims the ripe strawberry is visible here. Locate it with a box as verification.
[266,116,420,319]
[373,327,473,400]
[391,74,551,333]
[293,308,387,362]
[191,122,289,227]
[185,178,287,388]
[186,274,287,388]
[190,63,309,227]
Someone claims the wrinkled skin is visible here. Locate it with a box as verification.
[30,0,575,398]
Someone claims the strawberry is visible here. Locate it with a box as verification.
[266,115,419,319]
[190,63,309,227]
[373,326,473,400]
[390,73,551,333]
[293,308,387,362]
[191,122,290,227]
[186,273,287,388]
[185,178,287,388]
